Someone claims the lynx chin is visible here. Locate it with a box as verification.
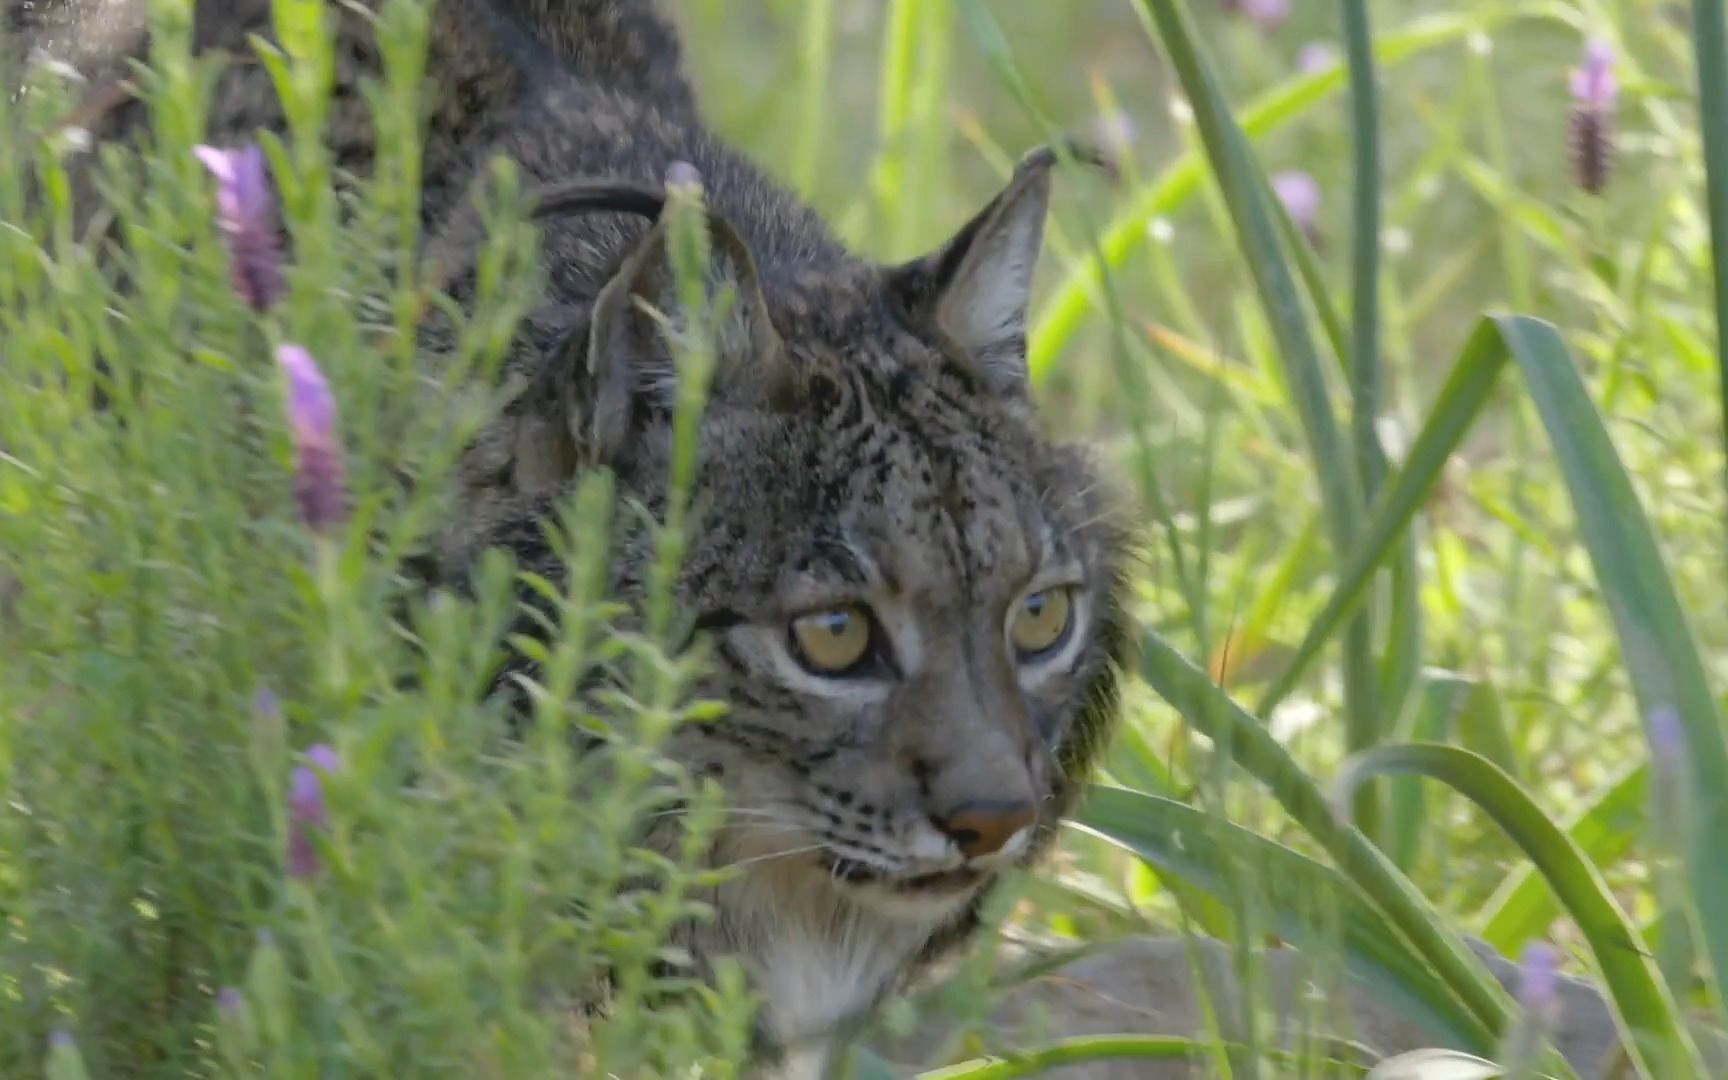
[16,0,1132,1071]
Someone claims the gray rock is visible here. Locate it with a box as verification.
[875,934,1717,1078]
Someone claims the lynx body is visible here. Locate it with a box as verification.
[12,0,1128,1071]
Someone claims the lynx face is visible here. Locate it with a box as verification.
[656,304,1123,921]
[520,150,1129,924]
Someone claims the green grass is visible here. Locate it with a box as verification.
[6,0,1728,1075]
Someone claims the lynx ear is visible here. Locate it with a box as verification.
[578,210,794,463]
[891,143,1105,395]
[888,146,1083,396]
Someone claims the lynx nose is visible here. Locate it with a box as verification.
[939,799,1037,859]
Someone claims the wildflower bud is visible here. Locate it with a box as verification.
[274,345,348,533]
[1224,0,1289,31]
[1297,41,1337,75]
[1271,169,1322,246]
[1647,705,1691,855]
[217,986,244,1016]
[193,144,285,311]
[1516,941,1561,1029]
[665,160,703,193]
[1648,704,1684,773]
[1493,940,1562,1072]
[286,743,339,881]
[1568,38,1617,194]
[214,986,258,1066]
[45,1030,90,1080]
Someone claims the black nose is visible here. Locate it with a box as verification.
[938,799,1037,859]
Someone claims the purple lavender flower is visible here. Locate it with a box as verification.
[1271,169,1322,244]
[286,742,339,881]
[45,1029,89,1080]
[217,987,244,1016]
[1516,941,1562,1028]
[275,345,348,533]
[665,160,703,192]
[1297,41,1337,75]
[1648,705,1685,773]
[1224,0,1289,31]
[1647,704,1693,857]
[1568,38,1617,194]
[193,144,284,311]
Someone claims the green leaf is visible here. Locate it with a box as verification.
[1494,313,1728,1014]
[1477,765,1648,955]
[1688,0,1728,551]
[1074,787,1493,1050]
[915,1033,1370,1078]
[1386,671,1470,873]
[1134,630,1557,1069]
[1341,0,1385,504]
[1334,743,1704,1077]
[1451,678,1521,784]
[913,1035,1206,1079]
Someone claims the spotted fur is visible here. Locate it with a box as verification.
[18,1,1133,1071]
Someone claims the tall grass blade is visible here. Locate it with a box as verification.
[1687,0,1728,524]
[916,1035,1365,1078]
[1131,0,1383,836]
[1385,671,1469,873]
[1334,743,1703,1076]
[1477,765,1648,955]
[1134,631,1578,1074]
[1075,787,1494,1050]
[1494,314,1728,1018]
[1342,0,1384,499]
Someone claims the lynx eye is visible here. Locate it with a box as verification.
[1010,587,1075,659]
[789,606,876,676]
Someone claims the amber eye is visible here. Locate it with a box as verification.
[1010,587,1075,659]
[789,606,875,675]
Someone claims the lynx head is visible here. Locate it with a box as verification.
[489,149,1128,922]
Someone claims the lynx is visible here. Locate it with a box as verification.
[11,2,1658,1077]
[13,0,1128,1072]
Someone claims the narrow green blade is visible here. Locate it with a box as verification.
[1335,743,1702,1076]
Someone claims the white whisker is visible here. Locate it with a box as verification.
[718,843,828,871]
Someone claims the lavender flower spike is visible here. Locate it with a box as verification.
[1271,169,1322,244]
[216,987,245,1016]
[286,743,340,881]
[1648,705,1686,772]
[1297,41,1337,75]
[194,144,284,311]
[1516,941,1562,1028]
[1568,37,1617,194]
[1224,0,1289,31]
[275,345,348,533]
